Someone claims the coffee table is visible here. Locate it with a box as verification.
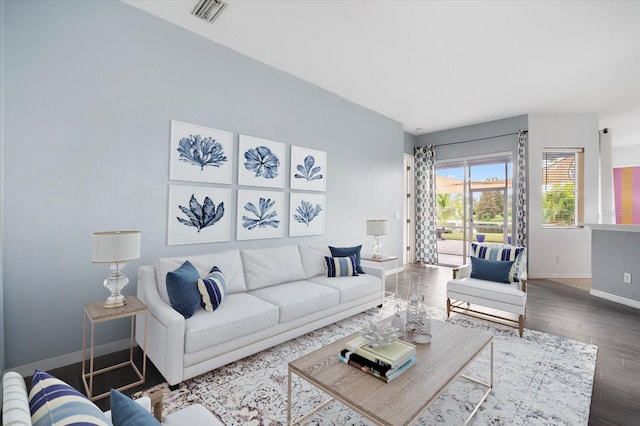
[287,320,493,425]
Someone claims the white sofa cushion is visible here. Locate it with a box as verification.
[2,371,31,426]
[184,293,278,354]
[447,277,526,306]
[154,250,247,304]
[249,281,339,323]
[241,245,306,290]
[298,244,331,278]
[309,274,381,304]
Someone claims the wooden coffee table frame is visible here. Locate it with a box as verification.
[287,321,493,426]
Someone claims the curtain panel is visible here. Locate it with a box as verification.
[414,145,438,264]
[516,130,528,247]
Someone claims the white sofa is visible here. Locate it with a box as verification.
[135,244,385,386]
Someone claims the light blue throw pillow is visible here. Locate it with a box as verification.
[166,260,201,318]
[198,266,228,312]
[110,389,160,426]
[470,256,514,284]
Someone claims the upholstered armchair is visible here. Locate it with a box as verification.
[446,243,527,337]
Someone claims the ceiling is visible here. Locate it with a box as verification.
[122,0,640,147]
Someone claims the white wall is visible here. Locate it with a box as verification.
[612,144,640,167]
[528,114,599,278]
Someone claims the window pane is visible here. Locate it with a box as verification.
[542,150,584,227]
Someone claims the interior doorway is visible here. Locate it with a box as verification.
[435,154,512,266]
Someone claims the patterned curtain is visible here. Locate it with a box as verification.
[515,130,528,247]
[414,145,438,264]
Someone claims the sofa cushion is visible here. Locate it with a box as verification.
[166,261,201,319]
[309,274,381,304]
[29,369,112,426]
[329,245,364,274]
[2,371,31,426]
[249,281,340,323]
[184,293,279,353]
[448,277,526,306]
[325,255,359,277]
[154,250,247,304]
[241,245,306,290]
[110,389,160,426]
[298,244,331,278]
[198,266,228,312]
[470,257,514,284]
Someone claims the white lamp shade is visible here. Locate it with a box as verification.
[92,231,141,263]
[366,220,389,236]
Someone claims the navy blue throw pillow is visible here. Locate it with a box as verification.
[329,245,365,274]
[166,260,201,318]
[470,257,514,284]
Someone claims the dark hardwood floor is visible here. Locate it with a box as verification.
[28,264,640,424]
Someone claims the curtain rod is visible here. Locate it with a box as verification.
[432,129,528,147]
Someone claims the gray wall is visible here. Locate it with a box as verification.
[2,1,404,369]
[591,230,640,303]
[403,132,417,155]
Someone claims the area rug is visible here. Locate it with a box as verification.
[135,300,597,425]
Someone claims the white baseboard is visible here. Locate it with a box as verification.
[590,289,640,310]
[9,338,132,378]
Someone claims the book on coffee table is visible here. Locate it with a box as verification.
[346,336,416,369]
[338,349,416,383]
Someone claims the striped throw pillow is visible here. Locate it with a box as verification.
[29,369,112,426]
[197,266,228,312]
[325,254,359,277]
[470,243,526,282]
[2,371,31,426]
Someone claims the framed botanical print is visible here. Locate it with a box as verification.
[289,192,326,237]
[290,145,327,192]
[237,134,285,188]
[236,189,284,240]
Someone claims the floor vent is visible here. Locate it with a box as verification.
[192,0,228,23]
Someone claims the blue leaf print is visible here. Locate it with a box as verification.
[177,194,224,232]
[177,134,227,170]
[244,146,280,179]
[293,200,322,226]
[294,155,323,182]
[242,197,280,230]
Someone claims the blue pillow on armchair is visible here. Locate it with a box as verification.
[470,256,514,284]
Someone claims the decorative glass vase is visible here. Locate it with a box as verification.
[406,272,421,330]
[413,303,432,344]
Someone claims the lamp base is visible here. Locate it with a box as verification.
[103,298,126,309]
[371,253,383,259]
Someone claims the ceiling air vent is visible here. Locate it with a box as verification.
[192,0,228,23]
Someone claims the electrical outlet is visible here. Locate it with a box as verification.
[624,273,632,284]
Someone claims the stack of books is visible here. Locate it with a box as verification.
[338,335,417,383]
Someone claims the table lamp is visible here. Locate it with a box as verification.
[92,231,141,308]
[366,220,388,259]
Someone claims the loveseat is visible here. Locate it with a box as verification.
[446,242,527,337]
[135,244,385,386]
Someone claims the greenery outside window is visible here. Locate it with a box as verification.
[542,148,584,228]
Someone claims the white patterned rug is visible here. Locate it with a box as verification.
[135,300,597,425]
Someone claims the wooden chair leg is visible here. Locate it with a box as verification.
[518,315,524,337]
[149,390,163,422]
[446,298,451,317]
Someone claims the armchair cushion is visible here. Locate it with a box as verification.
[470,242,526,282]
[470,257,514,284]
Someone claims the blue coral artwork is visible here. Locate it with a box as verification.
[168,185,231,245]
[236,189,284,240]
[289,192,326,237]
[290,145,327,192]
[169,120,233,184]
[238,134,285,189]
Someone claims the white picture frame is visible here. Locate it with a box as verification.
[236,189,285,240]
[167,185,231,245]
[237,134,285,188]
[290,145,327,192]
[289,192,326,237]
[169,120,233,184]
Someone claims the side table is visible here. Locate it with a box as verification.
[82,296,147,401]
[361,255,399,301]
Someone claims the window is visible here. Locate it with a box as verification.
[542,149,584,227]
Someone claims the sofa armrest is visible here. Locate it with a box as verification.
[136,265,186,386]
[452,264,471,279]
[360,265,386,304]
